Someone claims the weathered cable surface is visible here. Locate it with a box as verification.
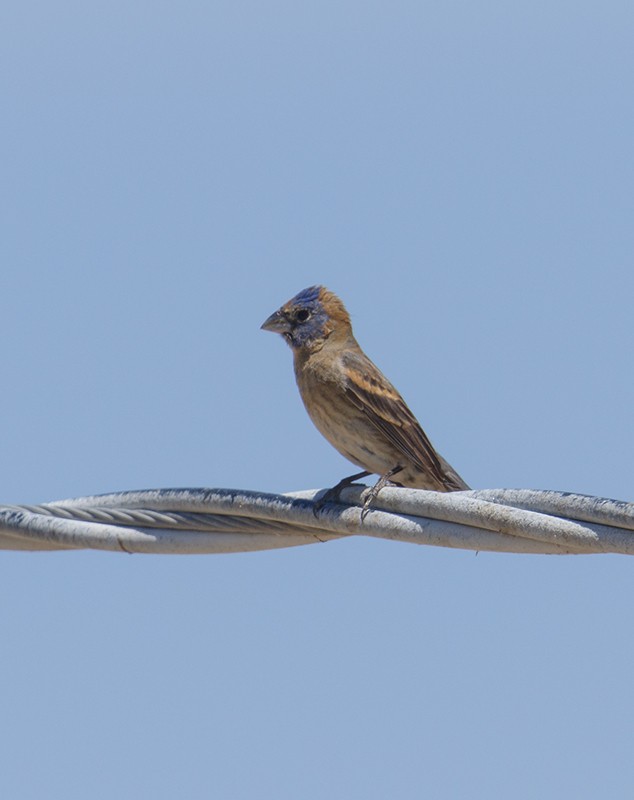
[0,486,633,555]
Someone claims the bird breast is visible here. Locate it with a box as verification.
[293,350,397,475]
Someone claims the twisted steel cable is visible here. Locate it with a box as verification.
[1,485,633,555]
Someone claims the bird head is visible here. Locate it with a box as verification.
[261,285,352,351]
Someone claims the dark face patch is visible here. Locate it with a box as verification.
[282,286,329,349]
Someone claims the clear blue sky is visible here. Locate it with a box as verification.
[2,2,633,797]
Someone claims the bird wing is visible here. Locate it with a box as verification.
[341,349,463,489]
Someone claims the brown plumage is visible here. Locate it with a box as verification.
[262,285,468,512]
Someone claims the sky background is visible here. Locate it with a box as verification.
[2,1,634,797]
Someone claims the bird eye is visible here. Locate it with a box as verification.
[295,308,311,323]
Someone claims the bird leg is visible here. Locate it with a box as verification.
[360,465,404,520]
[313,470,371,515]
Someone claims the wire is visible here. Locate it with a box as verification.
[1,485,633,555]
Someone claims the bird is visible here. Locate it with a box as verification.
[261,285,469,516]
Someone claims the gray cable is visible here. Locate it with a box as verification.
[1,485,632,555]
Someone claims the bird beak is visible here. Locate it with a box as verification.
[261,309,291,334]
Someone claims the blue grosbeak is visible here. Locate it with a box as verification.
[261,286,468,514]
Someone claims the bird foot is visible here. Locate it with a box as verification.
[359,466,404,521]
[312,471,371,517]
